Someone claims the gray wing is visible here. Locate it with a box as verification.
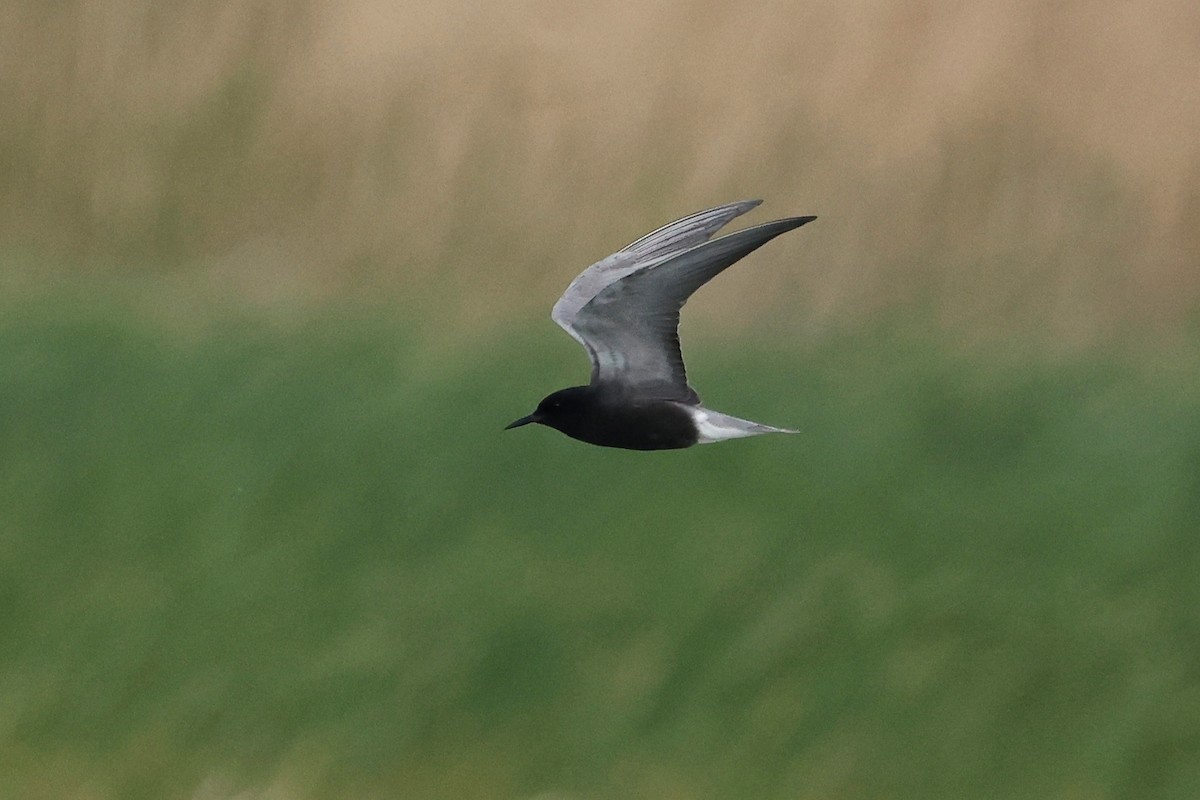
[551,200,762,353]
[572,215,816,404]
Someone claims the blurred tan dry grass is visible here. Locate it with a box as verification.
[1,0,1198,337]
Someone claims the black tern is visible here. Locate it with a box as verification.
[506,200,815,450]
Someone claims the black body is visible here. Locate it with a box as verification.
[505,386,698,450]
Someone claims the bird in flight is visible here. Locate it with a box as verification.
[506,200,815,450]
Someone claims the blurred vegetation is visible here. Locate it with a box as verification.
[2,301,1199,799]
[2,1,1199,798]
[2,0,1198,334]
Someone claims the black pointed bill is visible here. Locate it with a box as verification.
[505,414,536,430]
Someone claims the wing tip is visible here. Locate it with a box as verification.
[771,215,817,234]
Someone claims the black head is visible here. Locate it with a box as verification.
[505,386,595,433]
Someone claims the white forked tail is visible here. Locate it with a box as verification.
[686,406,798,444]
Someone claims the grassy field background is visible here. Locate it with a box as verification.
[2,301,1199,799]
[2,1,1200,798]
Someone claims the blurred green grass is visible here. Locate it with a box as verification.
[2,296,1198,799]
[4,2,1198,796]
